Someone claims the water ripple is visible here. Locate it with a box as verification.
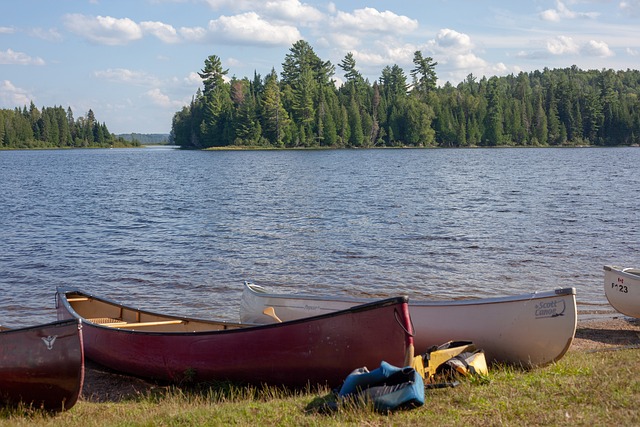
[1,147,639,326]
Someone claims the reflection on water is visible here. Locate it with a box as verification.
[1,147,638,327]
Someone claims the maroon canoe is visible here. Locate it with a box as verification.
[55,287,413,387]
[0,319,84,411]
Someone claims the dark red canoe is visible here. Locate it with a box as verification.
[0,319,84,411]
[55,287,413,387]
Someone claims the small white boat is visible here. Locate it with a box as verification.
[604,265,640,318]
[240,282,577,367]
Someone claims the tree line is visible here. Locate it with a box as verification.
[0,103,139,149]
[171,40,640,149]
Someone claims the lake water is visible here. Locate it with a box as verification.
[1,146,638,327]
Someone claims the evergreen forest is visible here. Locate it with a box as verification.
[171,40,640,149]
[0,103,139,149]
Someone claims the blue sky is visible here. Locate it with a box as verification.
[2,0,639,134]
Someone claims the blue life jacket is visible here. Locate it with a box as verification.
[338,361,425,412]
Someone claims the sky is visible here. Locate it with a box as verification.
[2,1,640,135]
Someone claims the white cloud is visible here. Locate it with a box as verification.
[517,36,615,59]
[620,0,640,16]
[0,48,45,65]
[179,26,207,41]
[382,43,420,64]
[544,36,613,57]
[63,14,143,45]
[450,52,488,70]
[0,80,32,106]
[184,72,203,85]
[64,14,188,46]
[0,26,15,34]
[540,9,561,22]
[28,27,63,42]
[426,29,486,72]
[94,68,160,85]
[492,63,509,75]
[546,36,580,55]
[204,0,321,16]
[540,0,599,22]
[422,28,518,83]
[584,40,614,57]
[146,88,185,108]
[206,12,301,46]
[204,0,259,10]
[432,29,473,54]
[332,7,418,34]
[263,0,324,24]
[322,33,361,50]
[180,10,302,46]
[203,0,323,25]
[348,39,418,67]
[140,21,180,43]
[350,50,388,67]
[626,47,639,56]
[226,57,241,67]
[515,50,551,60]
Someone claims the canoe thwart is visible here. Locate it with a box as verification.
[103,319,186,328]
[87,317,187,328]
[88,317,127,325]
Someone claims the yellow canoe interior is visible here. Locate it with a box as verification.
[65,292,246,333]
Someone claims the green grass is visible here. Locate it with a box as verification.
[2,349,639,426]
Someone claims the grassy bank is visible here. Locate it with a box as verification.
[2,347,638,426]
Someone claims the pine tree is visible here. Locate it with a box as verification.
[410,51,438,96]
[347,96,364,147]
[261,69,289,147]
[198,55,231,147]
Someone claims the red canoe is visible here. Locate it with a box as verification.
[55,287,414,387]
[0,319,84,411]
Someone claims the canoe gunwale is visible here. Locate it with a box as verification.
[56,286,410,335]
[0,318,80,335]
[604,265,640,279]
[244,281,576,307]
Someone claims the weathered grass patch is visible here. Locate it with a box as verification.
[2,349,638,426]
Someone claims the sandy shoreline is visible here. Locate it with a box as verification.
[570,314,640,351]
[79,315,640,403]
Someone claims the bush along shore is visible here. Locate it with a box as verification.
[1,316,639,426]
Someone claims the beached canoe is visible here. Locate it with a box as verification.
[55,287,414,387]
[240,282,577,367]
[0,319,84,411]
[604,265,640,318]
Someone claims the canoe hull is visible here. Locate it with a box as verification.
[604,265,640,318]
[56,288,413,387]
[240,283,577,367]
[0,319,84,411]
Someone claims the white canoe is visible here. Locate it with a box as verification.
[240,282,577,367]
[604,265,640,318]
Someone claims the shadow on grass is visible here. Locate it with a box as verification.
[81,359,332,405]
[575,320,640,349]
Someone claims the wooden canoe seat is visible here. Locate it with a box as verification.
[67,297,90,302]
[88,317,127,326]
